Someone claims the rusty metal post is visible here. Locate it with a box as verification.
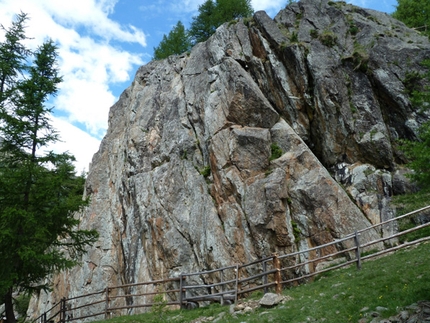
[272,253,282,294]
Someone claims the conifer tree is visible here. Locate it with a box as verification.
[0,13,98,323]
[153,21,192,60]
[189,0,253,44]
[153,0,254,59]
[188,0,218,44]
[393,0,430,36]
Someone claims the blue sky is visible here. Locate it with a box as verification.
[0,0,397,172]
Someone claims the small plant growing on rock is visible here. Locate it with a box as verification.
[342,42,369,72]
[290,31,299,43]
[352,49,369,72]
[200,165,211,178]
[403,70,424,95]
[310,29,319,39]
[280,41,288,50]
[270,143,283,161]
[346,15,359,36]
[319,30,337,47]
[291,221,302,242]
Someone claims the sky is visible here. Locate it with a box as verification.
[0,0,398,173]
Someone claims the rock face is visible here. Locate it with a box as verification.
[29,0,430,318]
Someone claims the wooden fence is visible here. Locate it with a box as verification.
[32,205,430,323]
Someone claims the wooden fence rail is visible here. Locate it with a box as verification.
[32,205,430,323]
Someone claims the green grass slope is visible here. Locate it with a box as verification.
[97,242,430,323]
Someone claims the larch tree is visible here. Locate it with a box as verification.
[188,0,218,44]
[0,13,98,323]
[153,0,254,59]
[153,21,192,60]
[189,0,254,44]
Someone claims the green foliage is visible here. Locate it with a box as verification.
[397,60,430,190]
[269,143,283,161]
[151,292,168,319]
[397,214,430,243]
[392,0,430,37]
[399,122,430,189]
[200,165,211,178]
[0,13,98,323]
[393,187,430,244]
[291,221,301,242]
[405,60,430,108]
[152,0,254,58]
[392,188,430,215]
[289,31,299,43]
[344,42,369,72]
[319,30,337,47]
[347,16,359,35]
[14,294,31,321]
[188,0,218,44]
[328,1,347,9]
[403,70,424,95]
[153,21,192,60]
[189,0,254,44]
[309,29,318,38]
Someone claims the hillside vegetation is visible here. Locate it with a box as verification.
[97,242,430,323]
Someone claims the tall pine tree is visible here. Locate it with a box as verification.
[0,13,98,323]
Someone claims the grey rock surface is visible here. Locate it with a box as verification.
[28,0,430,318]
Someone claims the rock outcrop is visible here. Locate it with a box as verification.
[29,0,430,318]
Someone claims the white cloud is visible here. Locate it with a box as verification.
[0,0,146,171]
[48,116,102,173]
[251,0,285,14]
[146,0,285,17]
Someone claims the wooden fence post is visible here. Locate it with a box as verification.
[272,253,282,294]
[104,287,110,319]
[354,231,362,270]
[42,312,47,323]
[262,260,268,294]
[234,265,239,304]
[220,270,224,306]
[179,274,184,309]
[60,298,66,323]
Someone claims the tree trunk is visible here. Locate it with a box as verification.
[4,288,16,323]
